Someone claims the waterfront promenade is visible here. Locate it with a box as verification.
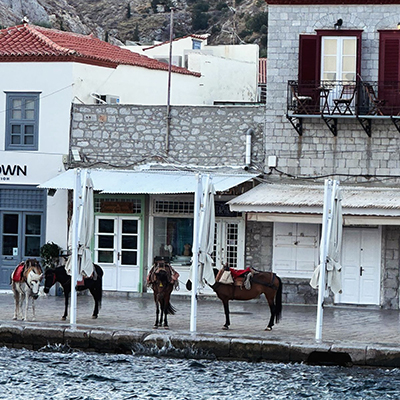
[1,291,400,367]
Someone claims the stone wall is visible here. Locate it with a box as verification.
[70,104,265,169]
[266,4,400,183]
[382,226,400,309]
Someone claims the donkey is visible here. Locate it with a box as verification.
[11,259,43,321]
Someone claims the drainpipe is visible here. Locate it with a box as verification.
[245,128,254,169]
[166,8,174,154]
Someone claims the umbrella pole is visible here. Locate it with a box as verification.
[190,174,202,332]
[315,179,334,342]
[70,169,82,326]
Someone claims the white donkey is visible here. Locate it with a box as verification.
[11,259,43,321]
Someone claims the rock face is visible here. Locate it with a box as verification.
[0,0,268,53]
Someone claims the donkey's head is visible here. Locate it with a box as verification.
[26,270,43,299]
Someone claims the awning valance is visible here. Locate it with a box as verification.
[38,168,258,194]
[228,183,400,219]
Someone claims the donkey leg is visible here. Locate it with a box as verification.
[89,287,99,319]
[31,298,36,321]
[62,292,69,320]
[222,300,231,330]
[160,303,166,329]
[154,301,160,328]
[163,305,169,329]
[22,293,28,321]
[13,291,19,320]
[265,293,276,331]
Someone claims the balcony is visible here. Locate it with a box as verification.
[286,80,400,136]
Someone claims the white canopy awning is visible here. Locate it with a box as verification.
[228,183,400,223]
[38,168,258,194]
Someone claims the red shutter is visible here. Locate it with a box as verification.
[379,31,400,113]
[298,35,317,95]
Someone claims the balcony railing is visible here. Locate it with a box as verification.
[287,80,400,116]
[286,80,400,135]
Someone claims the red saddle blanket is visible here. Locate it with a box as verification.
[11,263,25,282]
[229,267,252,279]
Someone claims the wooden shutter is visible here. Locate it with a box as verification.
[379,31,400,113]
[298,35,317,95]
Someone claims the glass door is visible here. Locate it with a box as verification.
[214,218,245,269]
[95,216,141,291]
[0,212,43,289]
[321,36,357,111]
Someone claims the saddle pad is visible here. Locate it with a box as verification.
[11,263,25,282]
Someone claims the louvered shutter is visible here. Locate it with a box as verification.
[298,35,318,96]
[379,31,400,113]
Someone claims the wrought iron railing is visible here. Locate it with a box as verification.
[287,80,400,116]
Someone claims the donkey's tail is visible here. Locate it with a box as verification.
[275,276,283,324]
[167,301,176,315]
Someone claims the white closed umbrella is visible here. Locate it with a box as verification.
[78,173,95,278]
[190,174,215,332]
[198,178,216,287]
[65,169,95,325]
[310,179,343,341]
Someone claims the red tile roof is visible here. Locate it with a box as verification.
[0,24,200,76]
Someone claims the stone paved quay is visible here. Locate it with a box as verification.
[1,291,400,367]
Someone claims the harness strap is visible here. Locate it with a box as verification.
[252,273,279,290]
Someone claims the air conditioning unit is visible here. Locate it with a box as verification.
[94,94,120,104]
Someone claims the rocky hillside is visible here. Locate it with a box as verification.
[0,0,268,56]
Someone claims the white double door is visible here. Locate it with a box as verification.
[94,216,141,291]
[339,227,381,305]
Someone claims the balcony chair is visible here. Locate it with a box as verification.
[363,83,385,115]
[332,84,356,115]
[290,85,313,114]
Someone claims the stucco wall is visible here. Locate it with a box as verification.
[70,104,265,168]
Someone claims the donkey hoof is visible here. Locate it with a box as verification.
[61,316,66,321]
[12,316,17,320]
[153,325,159,329]
[222,325,229,330]
[265,326,272,331]
[92,315,98,319]
[163,326,169,330]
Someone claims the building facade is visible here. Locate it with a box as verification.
[0,23,202,289]
[228,0,400,309]
[53,103,265,294]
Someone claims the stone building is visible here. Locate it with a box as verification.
[229,0,400,309]
[43,104,265,294]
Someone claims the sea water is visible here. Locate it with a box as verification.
[0,346,399,399]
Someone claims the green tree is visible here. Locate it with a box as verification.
[245,11,268,33]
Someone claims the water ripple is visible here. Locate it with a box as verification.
[0,347,400,399]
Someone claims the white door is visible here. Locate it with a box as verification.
[94,216,141,291]
[214,218,245,269]
[273,222,319,278]
[339,227,381,305]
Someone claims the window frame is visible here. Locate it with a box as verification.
[298,30,363,85]
[5,92,40,151]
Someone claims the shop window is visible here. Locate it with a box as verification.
[153,217,193,263]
